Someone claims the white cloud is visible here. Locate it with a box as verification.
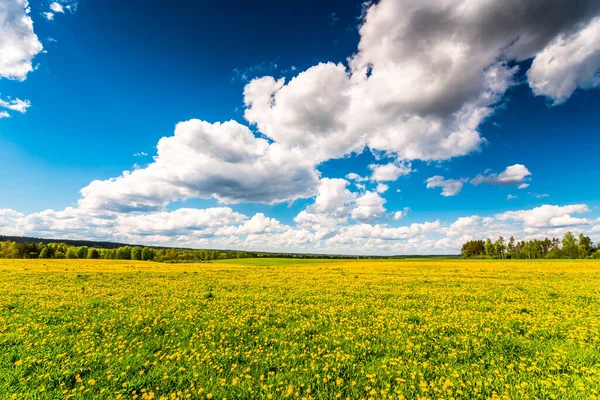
[528,17,600,104]
[116,207,246,237]
[308,178,356,216]
[0,0,43,81]
[497,204,591,229]
[369,162,412,182]
[394,207,410,221]
[49,0,600,219]
[2,203,598,255]
[426,176,466,197]
[471,164,532,187]
[0,111,10,119]
[43,12,54,20]
[49,2,64,13]
[232,213,285,235]
[0,97,30,113]
[78,120,320,212]
[507,194,518,200]
[375,183,389,194]
[242,0,600,169]
[345,172,367,182]
[351,191,386,222]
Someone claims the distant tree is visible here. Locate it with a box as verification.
[87,248,100,259]
[116,246,132,260]
[77,246,88,259]
[562,232,579,259]
[494,237,506,259]
[461,240,485,258]
[131,246,142,261]
[39,247,50,259]
[484,238,493,258]
[141,247,155,261]
[578,234,593,258]
[66,247,79,259]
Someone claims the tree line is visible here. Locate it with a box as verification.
[0,239,410,262]
[461,232,600,259]
[0,241,257,262]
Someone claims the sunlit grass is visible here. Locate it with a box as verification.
[1,259,599,399]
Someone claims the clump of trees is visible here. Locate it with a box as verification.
[461,232,600,259]
[0,241,256,262]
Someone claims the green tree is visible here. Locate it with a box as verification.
[87,248,100,259]
[39,247,50,259]
[131,246,143,261]
[578,234,593,258]
[141,247,155,261]
[116,246,132,260]
[562,232,579,259]
[66,247,79,259]
[484,238,493,258]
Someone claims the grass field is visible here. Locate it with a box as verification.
[1,259,599,399]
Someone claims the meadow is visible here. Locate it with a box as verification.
[1,258,599,400]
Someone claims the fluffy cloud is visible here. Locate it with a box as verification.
[0,0,43,81]
[497,204,591,229]
[528,17,600,104]
[242,0,600,168]
[426,176,467,197]
[471,164,532,187]
[375,183,389,194]
[393,207,410,221]
[0,96,30,113]
[351,191,386,222]
[116,208,246,237]
[1,203,598,255]
[308,178,355,216]
[233,213,285,235]
[78,120,320,212]
[55,0,600,216]
[369,162,412,182]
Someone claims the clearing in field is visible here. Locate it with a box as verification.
[1,259,599,399]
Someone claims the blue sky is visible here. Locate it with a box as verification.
[0,0,599,254]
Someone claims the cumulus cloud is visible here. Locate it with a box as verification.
[497,204,591,229]
[369,162,412,182]
[0,0,43,81]
[471,164,532,187]
[116,207,247,237]
[351,191,386,222]
[308,178,356,216]
[394,207,410,221]
[528,17,600,104]
[1,203,598,255]
[0,111,10,119]
[78,120,320,212]
[54,0,600,217]
[243,0,600,168]
[375,183,389,194]
[426,176,467,197]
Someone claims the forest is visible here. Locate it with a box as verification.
[0,238,394,261]
[461,231,600,259]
